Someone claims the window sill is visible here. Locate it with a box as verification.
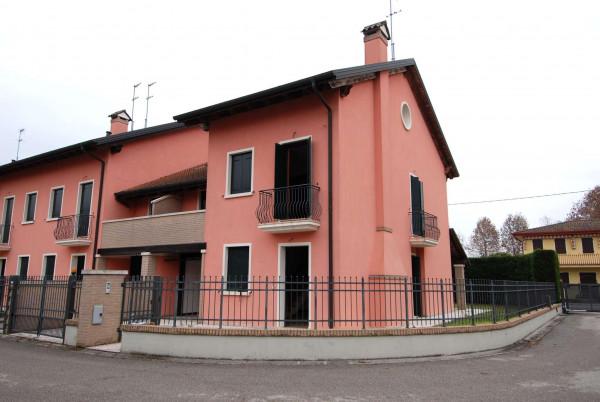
[222,290,252,296]
[21,221,35,225]
[46,218,59,222]
[224,191,254,199]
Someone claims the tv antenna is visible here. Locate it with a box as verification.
[131,82,141,130]
[387,1,401,60]
[16,128,24,161]
[144,81,156,128]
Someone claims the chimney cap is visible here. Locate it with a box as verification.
[362,21,391,40]
[108,109,132,121]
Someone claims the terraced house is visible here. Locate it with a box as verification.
[514,220,600,285]
[0,21,459,328]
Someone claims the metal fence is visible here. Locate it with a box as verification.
[4,276,82,339]
[121,277,557,329]
[256,184,321,224]
[562,283,600,312]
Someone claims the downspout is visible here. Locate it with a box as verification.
[311,80,334,329]
[81,145,105,270]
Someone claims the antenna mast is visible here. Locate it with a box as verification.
[131,82,141,130]
[16,129,24,161]
[144,82,156,128]
[387,1,401,61]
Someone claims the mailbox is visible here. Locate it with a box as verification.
[92,304,103,325]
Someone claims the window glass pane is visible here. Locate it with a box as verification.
[0,259,5,277]
[44,256,55,280]
[230,152,252,194]
[25,193,37,222]
[560,272,569,284]
[19,257,29,279]
[582,238,594,254]
[554,238,566,254]
[226,246,249,291]
[51,188,63,218]
[532,239,543,250]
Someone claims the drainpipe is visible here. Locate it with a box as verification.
[311,80,334,329]
[81,146,105,270]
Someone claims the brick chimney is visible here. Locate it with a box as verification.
[107,110,132,135]
[362,21,390,64]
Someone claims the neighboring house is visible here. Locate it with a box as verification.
[0,111,208,278]
[513,220,600,284]
[0,21,459,325]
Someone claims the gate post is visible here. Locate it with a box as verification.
[5,276,20,334]
[36,277,49,336]
[76,270,128,348]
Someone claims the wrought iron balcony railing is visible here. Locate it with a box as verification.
[409,210,440,243]
[0,224,12,249]
[54,214,94,244]
[256,184,321,225]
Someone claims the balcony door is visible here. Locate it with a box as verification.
[77,182,93,237]
[274,138,311,220]
[410,176,424,236]
[1,197,14,244]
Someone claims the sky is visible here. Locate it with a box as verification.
[1,0,599,242]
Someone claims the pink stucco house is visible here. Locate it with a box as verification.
[0,21,458,326]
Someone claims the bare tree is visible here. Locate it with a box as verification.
[567,186,600,220]
[470,217,500,257]
[500,213,529,255]
[539,216,556,226]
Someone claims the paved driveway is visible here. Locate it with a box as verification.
[0,313,598,401]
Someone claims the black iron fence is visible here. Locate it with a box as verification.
[121,277,557,329]
[562,283,600,312]
[256,184,321,224]
[54,214,93,242]
[409,210,440,240]
[3,276,81,339]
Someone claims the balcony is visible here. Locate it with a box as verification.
[100,210,205,250]
[558,253,600,267]
[409,210,440,247]
[256,184,321,233]
[0,224,12,251]
[54,215,94,246]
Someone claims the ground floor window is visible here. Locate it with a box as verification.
[42,255,56,280]
[0,258,5,277]
[223,244,250,291]
[560,272,570,284]
[18,256,29,279]
[71,254,86,277]
[580,272,598,284]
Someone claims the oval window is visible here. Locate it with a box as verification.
[401,102,412,130]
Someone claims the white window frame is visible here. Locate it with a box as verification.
[47,186,65,221]
[76,180,95,216]
[0,257,7,276]
[17,255,30,278]
[22,191,38,224]
[70,253,87,275]
[222,243,252,294]
[224,147,254,199]
[2,195,15,233]
[277,242,312,328]
[277,135,312,145]
[41,253,58,279]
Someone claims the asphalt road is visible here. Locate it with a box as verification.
[0,313,598,401]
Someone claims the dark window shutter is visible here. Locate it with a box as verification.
[44,256,55,280]
[230,152,252,194]
[582,238,594,254]
[274,143,286,189]
[411,176,424,236]
[51,188,63,218]
[226,246,249,291]
[554,238,566,254]
[532,239,543,250]
[19,257,29,279]
[26,193,37,221]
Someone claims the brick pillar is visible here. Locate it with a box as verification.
[140,252,157,277]
[453,264,467,310]
[76,270,127,347]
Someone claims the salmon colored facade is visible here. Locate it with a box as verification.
[0,21,458,327]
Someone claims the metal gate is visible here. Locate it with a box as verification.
[562,283,600,312]
[6,276,81,339]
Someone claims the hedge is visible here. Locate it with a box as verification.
[466,250,561,300]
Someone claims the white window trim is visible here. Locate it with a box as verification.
[70,253,87,275]
[0,257,7,276]
[224,147,254,199]
[17,255,30,277]
[277,135,312,145]
[76,180,95,216]
[41,253,58,279]
[222,243,252,295]
[401,101,412,131]
[277,242,312,328]
[22,191,38,224]
[47,186,65,221]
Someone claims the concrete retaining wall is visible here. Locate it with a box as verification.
[121,307,560,360]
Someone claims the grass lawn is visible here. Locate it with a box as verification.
[444,304,526,327]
